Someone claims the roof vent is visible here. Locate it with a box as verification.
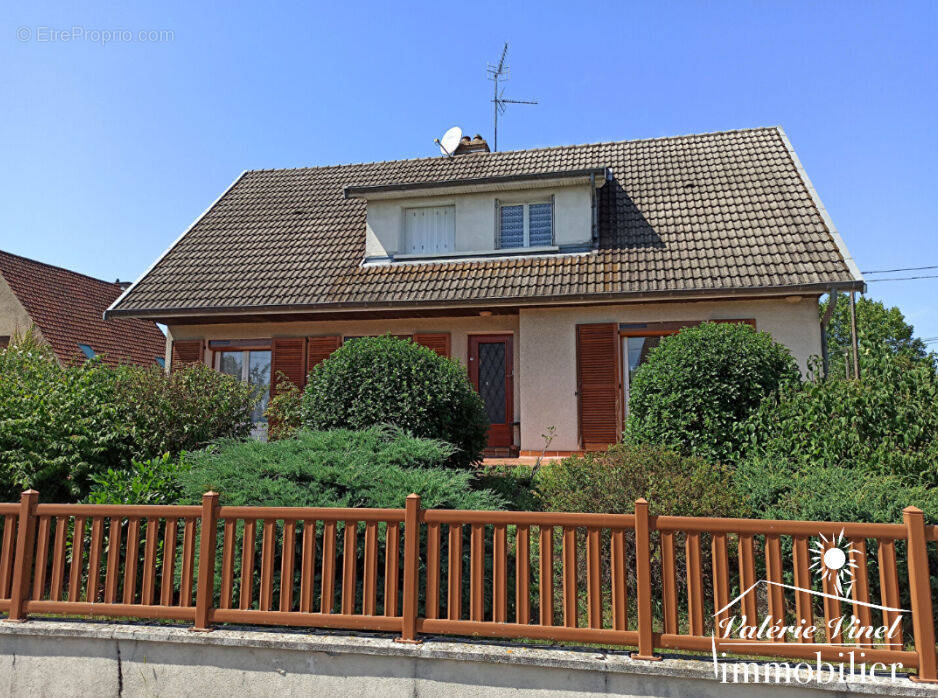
[453,134,490,155]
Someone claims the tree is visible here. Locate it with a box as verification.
[821,294,934,377]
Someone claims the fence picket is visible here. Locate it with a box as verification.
[161,519,178,607]
[516,525,530,625]
[538,525,553,627]
[31,516,51,600]
[299,520,316,613]
[424,521,439,620]
[67,517,86,602]
[87,518,105,604]
[446,524,461,621]
[320,520,336,614]
[280,521,296,613]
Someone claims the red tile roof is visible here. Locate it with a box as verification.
[0,250,166,367]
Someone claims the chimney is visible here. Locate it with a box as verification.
[114,279,132,290]
[453,134,490,155]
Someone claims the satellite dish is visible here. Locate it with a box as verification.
[438,126,462,157]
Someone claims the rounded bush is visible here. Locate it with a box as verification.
[625,322,799,463]
[300,336,488,467]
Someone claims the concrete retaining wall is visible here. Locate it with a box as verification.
[0,621,931,697]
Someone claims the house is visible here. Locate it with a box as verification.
[105,127,864,455]
[0,249,166,367]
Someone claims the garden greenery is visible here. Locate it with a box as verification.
[536,443,740,518]
[173,426,503,510]
[739,347,938,488]
[0,330,257,501]
[625,322,800,463]
[301,336,488,467]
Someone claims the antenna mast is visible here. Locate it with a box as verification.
[487,42,538,152]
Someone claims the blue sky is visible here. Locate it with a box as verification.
[2,1,936,341]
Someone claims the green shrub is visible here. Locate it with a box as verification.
[301,336,487,467]
[474,466,540,511]
[176,426,503,510]
[87,453,190,506]
[735,456,938,524]
[625,322,800,463]
[0,331,124,501]
[536,443,740,518]
[111,362,256,460]
[739,347,938,487]
[0,331,257,502]
[265,375,304,440]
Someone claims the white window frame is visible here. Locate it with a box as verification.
[496,196,554,250]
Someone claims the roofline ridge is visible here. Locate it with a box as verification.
[240,126,783,175]
[0,248,122,288]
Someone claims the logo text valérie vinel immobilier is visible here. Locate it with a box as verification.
[710,530,908,685]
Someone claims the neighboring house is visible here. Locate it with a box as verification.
[0,249,166,367]
[106,127,864,455]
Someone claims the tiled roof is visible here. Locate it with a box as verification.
[0,250,166,367]
[109,127,862,318]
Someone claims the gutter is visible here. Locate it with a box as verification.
[104,279,865,322]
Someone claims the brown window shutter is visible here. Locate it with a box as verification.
[576,323,621,449]
[307,336,342,372]
[413,333,451,358]
[271,337,307,394]
[170,340,203,370]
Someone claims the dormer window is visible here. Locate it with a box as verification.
[403,205,455,255]
[347,167,606,263]
[497,199,553,249]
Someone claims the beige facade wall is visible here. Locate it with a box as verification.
[0,275,36,342]
[169,296,820,453]
[519,296,821,452]
[365,184,592,259]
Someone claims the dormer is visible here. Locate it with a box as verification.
[346,162,609,264]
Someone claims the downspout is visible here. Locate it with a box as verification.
[590,172,599,249]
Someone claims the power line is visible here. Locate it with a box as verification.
[862,264,938,274]
[865,274,938,283]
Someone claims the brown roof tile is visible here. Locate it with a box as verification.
[0,250,166,366]
[109,127,861,318]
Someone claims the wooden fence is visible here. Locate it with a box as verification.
[1,491,936,683]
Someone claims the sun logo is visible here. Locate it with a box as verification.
[810,529,860,597]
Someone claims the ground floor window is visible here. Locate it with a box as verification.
[621,334,664,419]
[619,319,756,422]
[214,347,271,423]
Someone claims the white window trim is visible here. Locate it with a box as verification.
[496,196,554,250]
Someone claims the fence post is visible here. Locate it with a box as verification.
[632,498,660,660]
[904,506,937,683]
[396,493,421,644]
[193,491,219,632]
[6,490,39,622]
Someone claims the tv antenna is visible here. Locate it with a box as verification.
[487,41,537,152]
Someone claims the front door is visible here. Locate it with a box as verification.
[468,334,514,449]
